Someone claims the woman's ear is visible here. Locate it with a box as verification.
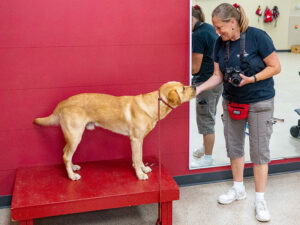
[167,89,181,106]
[230,18,237,27]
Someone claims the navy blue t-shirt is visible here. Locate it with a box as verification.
[214,26,276,103]
[192,22,218,83]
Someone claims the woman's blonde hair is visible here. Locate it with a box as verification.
[192,5,205,23]
[212,3,248,32]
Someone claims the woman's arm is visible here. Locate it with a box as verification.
[192,53,203,74]
[196,62,223,95]
[238,51,281,87]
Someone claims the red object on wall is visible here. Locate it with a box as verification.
[264,6,273,23]
[256,6,262,16]
[0,0,191,196]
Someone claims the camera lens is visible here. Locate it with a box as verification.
[231,73,242,87]
[232,78,240,86]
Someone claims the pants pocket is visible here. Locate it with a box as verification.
[197,99,209,115]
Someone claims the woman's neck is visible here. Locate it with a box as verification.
[231,29,241,41]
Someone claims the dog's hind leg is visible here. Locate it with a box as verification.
[60,109,87,180]
[62,127,85,180]
[62,142,82,181]
[130,137,150,180]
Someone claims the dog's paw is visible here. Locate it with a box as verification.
[137,172,148,180]
[142,166,152,174]
[69,173,81,181]
[72,164,81,171]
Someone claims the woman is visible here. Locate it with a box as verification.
[196,3,281,222]
[191,5,223,168]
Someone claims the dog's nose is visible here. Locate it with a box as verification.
[191,84,196,91]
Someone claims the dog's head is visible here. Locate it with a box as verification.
[159,81,196,107]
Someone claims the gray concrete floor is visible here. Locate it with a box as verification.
[1,171,300,225]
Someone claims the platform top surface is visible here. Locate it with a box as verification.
[11,159,179,209]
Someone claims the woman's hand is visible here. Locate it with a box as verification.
[195,62,224,96]
[236,73,254,87]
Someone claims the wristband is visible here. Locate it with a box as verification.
[253,75,257,83]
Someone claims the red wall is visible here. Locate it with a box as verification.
[0,0,201,196]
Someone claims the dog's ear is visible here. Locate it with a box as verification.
[167,89,181,106]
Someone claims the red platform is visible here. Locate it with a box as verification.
[11,159,179,225]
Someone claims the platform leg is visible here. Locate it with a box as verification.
[160,201,172,225]
[20,220,33,225]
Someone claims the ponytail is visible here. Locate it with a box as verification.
[192,5,205,23]
[238,5,249,32]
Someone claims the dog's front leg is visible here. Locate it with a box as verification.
[130,137,149,180]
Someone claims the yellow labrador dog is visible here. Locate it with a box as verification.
[34,81,196,181]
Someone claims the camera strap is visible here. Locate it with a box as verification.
[224,33,250,120]
[239,32,246,61]
[224,32,246,66]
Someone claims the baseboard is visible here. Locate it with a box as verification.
[0,195,12,209]
[174,161,300,187]
[276,49,291,52]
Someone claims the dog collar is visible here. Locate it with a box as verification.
[158,89,174,110]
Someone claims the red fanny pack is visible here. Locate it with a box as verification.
[228,102,249,120]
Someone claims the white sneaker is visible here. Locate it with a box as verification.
[255,200,271,222]
[218,187,246,204]
[193,146,205,158]
[190,156,214,168]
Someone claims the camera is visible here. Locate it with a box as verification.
[224,66,243,87]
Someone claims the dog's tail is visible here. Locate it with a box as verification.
[33,114,60,126]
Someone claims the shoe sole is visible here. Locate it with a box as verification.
[218,194,247,205]
[256,215,271,222]
[190,161,215,168]
[193,152,204,158]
